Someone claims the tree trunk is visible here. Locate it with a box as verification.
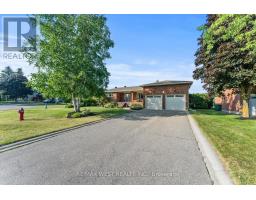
[240,86,252,119]
[72,95,80,113]
[77,97,81,112]
[242,99,250,118]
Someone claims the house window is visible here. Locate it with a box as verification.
[106,93,113,98]
[124,93,131,102]
[137,93,144,101]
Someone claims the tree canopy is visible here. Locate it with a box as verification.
[23,15,114,112]
[193,14,256,118]
[0,66,32,100]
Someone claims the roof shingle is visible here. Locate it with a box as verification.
[106,80,193,92]
[140,80,193,87]
[106,86,143,93]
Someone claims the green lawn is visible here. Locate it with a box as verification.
[190,109,256,184]
[0,105,128,146]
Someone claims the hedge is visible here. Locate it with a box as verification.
[130,103,143,110]
[189,93,213,109]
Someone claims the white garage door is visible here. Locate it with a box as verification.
[249,96,256,117]
[145,95,162,110]
[165,94,186,111]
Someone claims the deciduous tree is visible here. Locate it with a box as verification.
[193,15,256,118]
[0,67,32,100]
[23,15,114,112]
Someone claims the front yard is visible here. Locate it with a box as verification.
[0,105,128,146]
[190,109,256,184]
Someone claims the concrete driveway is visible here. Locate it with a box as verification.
[0,110,212,184]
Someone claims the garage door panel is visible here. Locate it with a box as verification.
[250,97,256,117]
[165,94,185,111]
[145,95,162,110]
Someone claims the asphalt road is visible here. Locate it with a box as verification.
[0,110,212,184]
[0,104,37,111]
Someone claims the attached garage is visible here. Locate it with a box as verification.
[142,80,193,111]
[145,95,162,110]
[165,94,186,111]
[106,80,192,111]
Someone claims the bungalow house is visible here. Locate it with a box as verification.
[106,80,193,110]
[214,89,256,117]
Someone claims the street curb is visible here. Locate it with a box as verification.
[0,118,112,153]
[187,113,233,185]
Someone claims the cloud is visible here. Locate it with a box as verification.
[0,52,36,77]
[107,62,205,93]
[0,36,36,77]
[107,62,196,87]
[108,63,159,79]
[133,59,159,66]
[0,35,205,93]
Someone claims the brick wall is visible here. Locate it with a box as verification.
[214,88,256,115]
[112,92,140,103]
[143,84,190,110]
[112,92,124,102]
[214,89,241,113]
[214,96,222,105]
[131,92,137,102]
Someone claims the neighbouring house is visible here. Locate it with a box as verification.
[106,80,193,110]
[214,89,256,117]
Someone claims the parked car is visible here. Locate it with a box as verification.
[43,98,55,103]
[43,98,64,104]
[55,98,64,103]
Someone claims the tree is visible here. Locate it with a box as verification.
[22,15,114,112]
[193,15,256,118]
[193,15,218,94]
[0,66,13,100]
[0,67,33,100]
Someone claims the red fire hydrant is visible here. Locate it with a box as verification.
[18,108,24,121]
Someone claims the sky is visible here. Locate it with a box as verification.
[0,14,206,93]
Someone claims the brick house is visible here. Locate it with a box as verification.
[106,80,193,110]
[214,89,256,117]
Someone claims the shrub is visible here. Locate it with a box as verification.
[82,97,98,107]
[104,102,118,108]
[71,112,82,118]
[97,96,110,107]
[65,102,88,109]
[81,109,95,116]
[66,109,95,118]
[67,112,81,118]
[189,93,213,109]
[65,103,73,108]
[130,103,143,110]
